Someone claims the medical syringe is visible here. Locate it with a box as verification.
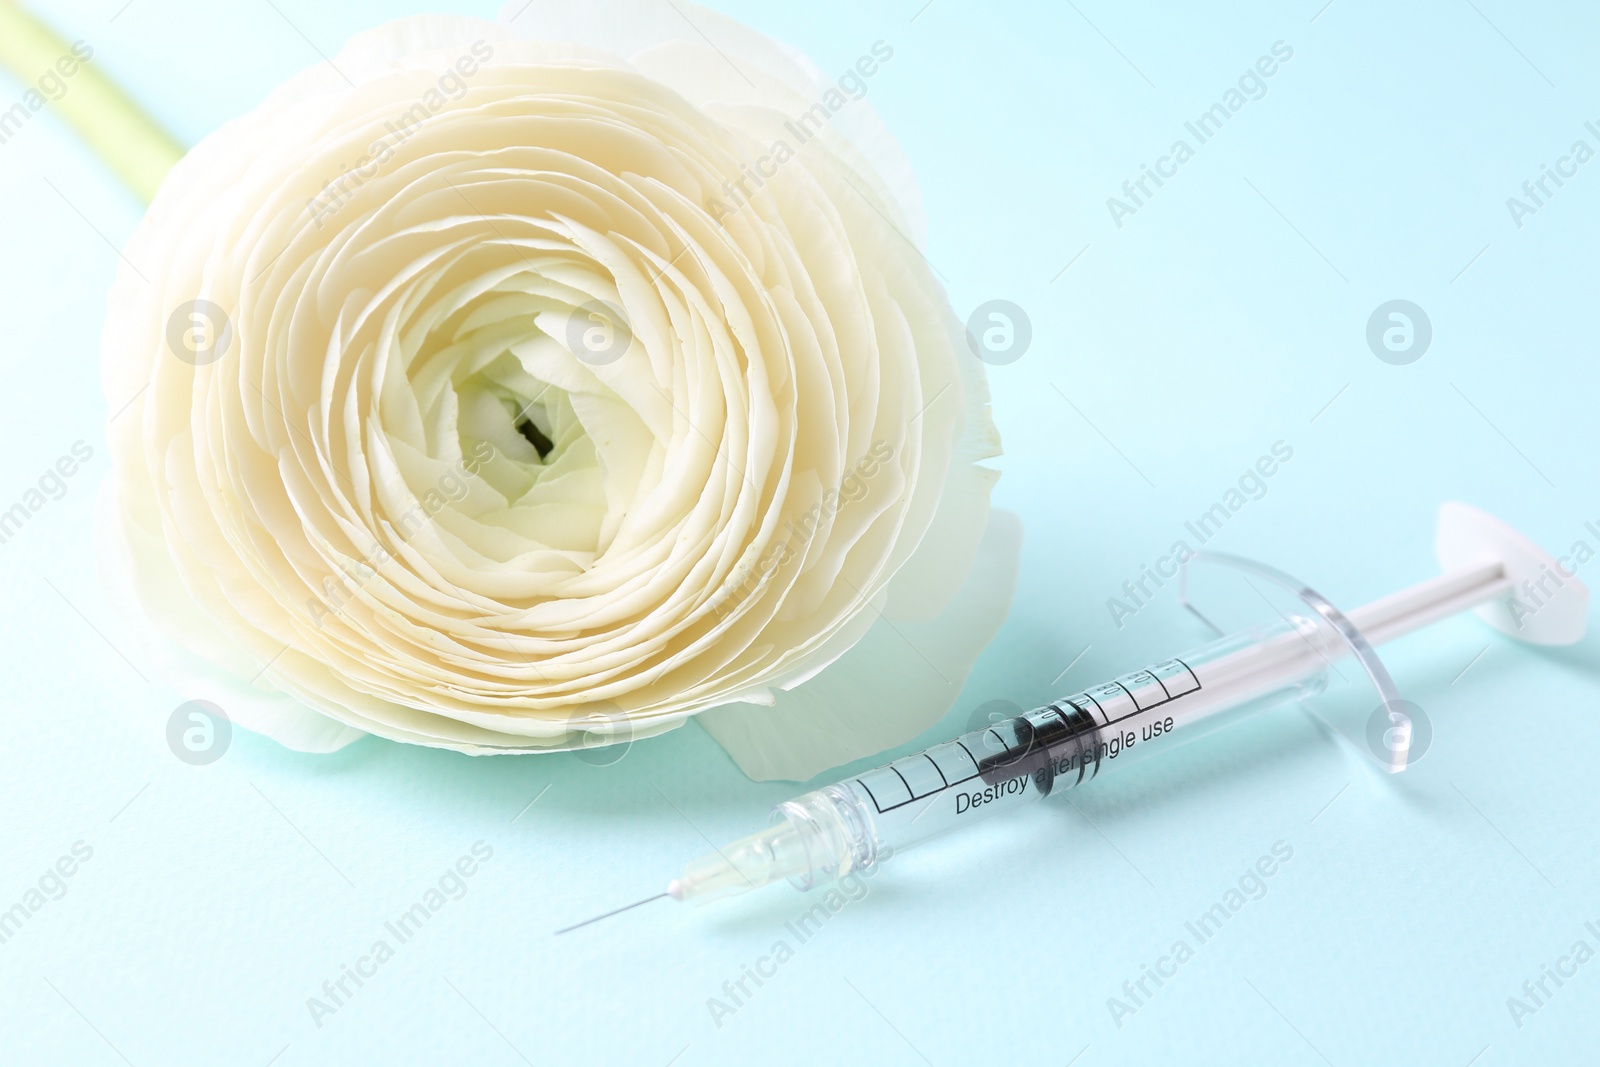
[557,504,1588,931]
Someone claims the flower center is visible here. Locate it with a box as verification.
[452,360,581,492]
[405,285,641,559]
[515,412,554,460]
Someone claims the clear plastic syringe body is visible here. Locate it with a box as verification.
[669,614,1341,904]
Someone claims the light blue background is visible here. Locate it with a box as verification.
[3,1,1598,1064]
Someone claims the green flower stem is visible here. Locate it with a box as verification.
[0,1,184,202]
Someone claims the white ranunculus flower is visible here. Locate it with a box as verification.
[101,1,1017,780]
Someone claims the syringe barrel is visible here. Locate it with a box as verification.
[778,616,1340,887]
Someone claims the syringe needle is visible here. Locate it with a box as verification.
[555,892,668,935]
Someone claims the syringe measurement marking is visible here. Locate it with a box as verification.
[851,659,1204,816]
[954,740,979,775]
[1072,689,1107,724]
[856,745,984,814]
[1093,659,1203,725]
[855,776,885,810]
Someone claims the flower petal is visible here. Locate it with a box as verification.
[697,510,1021,780]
